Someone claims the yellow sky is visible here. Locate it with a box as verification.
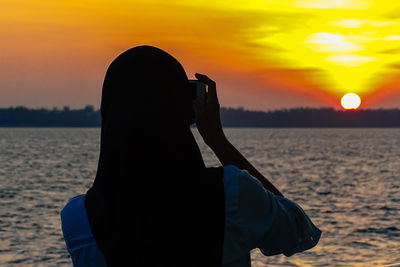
[1,0,400,109]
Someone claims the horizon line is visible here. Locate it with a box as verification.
[1,105,400,112]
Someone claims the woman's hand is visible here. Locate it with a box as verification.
[192,73,226,148]
[192,73,283,196]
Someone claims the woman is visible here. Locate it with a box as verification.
[61,45,321,267]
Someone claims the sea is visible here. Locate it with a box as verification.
[0,128,399,267]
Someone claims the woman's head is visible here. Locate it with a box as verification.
[100,45,195,131]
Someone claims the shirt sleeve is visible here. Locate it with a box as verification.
[235,167,322,257]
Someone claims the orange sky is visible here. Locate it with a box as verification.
[1,0,400,110]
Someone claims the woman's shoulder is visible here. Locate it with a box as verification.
[222,165,264,190]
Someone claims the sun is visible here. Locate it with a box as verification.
[341,93,361,110]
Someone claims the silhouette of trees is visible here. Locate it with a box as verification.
[0,105,101,127]
[220,107,400,127]
[0,106,399,127]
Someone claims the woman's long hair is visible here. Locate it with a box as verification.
[85,46,225,266]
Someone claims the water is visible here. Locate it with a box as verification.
[0,128,399,266]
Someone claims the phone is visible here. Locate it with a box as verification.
[188,80,206,105]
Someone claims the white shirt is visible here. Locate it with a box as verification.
[222,165,321,267]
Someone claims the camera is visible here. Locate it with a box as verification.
[188,80,206,105]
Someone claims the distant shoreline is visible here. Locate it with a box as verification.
[1,106,400,127]
[1,126,400,129]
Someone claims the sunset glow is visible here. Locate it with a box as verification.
[0,0,400,109]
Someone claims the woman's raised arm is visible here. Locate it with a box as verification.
[193,73,283,197]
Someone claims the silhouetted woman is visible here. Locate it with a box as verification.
[61,45,321,267]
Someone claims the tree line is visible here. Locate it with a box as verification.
[0,106,399,127]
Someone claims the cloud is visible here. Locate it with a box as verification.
[388,63,400,68]
[379,48,400,54]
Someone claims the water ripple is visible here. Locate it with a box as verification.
[1,128,399,266]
